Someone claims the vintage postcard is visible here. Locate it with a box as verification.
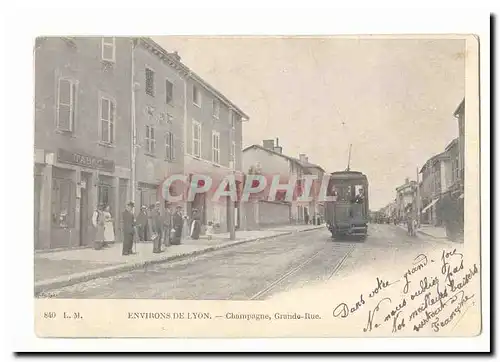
[33,34,482,339]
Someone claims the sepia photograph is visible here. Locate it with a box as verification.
[30,32,482,339]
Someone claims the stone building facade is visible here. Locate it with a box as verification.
[34,37,133,249]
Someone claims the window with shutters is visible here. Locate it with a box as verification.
[145,67,155,97]
[57,78,77,132]
[165,131,175,161]
[230,110,238,129]
[193,85,201,107]
[100,96,116,144]
[212,99,220,119]
[101,37,116,62]
[212,131,220,164]
[166,79,173,104]
[192,121,201,157]
[145,125,156,155]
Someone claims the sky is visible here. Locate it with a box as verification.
[154,36,465,210]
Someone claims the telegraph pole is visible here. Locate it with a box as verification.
[130,39,137,205]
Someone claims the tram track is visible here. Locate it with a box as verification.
[250,243,357,300]
[326,244,356,280]
[249,249,325,300]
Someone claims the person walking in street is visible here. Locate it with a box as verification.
[122,202,136,255]
[171,205,184,245]
[190,208,202,240]
[151,202,163,253]
[92,203,106,250]
[136,205,149,242]
[406,206,416,237]
[163,205,173,247]
[103,205,115,245]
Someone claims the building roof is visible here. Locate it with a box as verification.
[242,144,325,172]
[453,98,465,118]
[418,151,448,174]
[300,161,326,173]
[140,38,250,120]
[445,138,459,152]
[396,181,416,193]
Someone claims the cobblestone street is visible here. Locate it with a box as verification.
[46,224,458,300]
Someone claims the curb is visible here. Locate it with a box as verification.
[34,226,323,294]
[398,225,453,243]
[417,230,449,240]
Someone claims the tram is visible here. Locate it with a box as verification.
[324,170,369,240]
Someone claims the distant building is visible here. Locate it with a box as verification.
[298,153,326,222]
[395,178,418,221]
[454,98,465,193]
[419,150,453,225]
[242,140,325,229]
[444,138,461,192]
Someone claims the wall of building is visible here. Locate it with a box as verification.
[242,147,290,177]
[184,78,238,168]
[133,43,186,206]
[34,37,133,250]
[34,37,133,167]
[456,101,465,183]
[258,201,291,226]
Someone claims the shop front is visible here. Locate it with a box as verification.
[34,148,129,250]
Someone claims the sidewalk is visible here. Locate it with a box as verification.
[396,223,451,241]
[35,224,324,294]
[417,224,448,239]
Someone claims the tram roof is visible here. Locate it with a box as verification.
[329,170,368,181]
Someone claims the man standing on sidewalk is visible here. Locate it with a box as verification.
[171,205,184,245]
[151,202,163,253]
[122,202,136,255]
[163,205,173,247]
[136,206,148,242]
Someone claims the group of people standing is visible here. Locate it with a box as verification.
[120,202,203,256]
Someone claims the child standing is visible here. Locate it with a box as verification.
[205,221,214,240]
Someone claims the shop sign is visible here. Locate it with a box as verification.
[57,149,115,173]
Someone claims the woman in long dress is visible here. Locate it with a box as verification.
[103,205,115,244]
[190,209,201,240]
[92,204,106,250]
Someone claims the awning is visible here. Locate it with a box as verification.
[422,198,439,214]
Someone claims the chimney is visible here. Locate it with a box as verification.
[405,177,409,184]
[263,139,275,150]
[273,137,283,154]
[299,153,308,164]
[170,51,181,62]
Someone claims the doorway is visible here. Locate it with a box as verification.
[79,173,90,246]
